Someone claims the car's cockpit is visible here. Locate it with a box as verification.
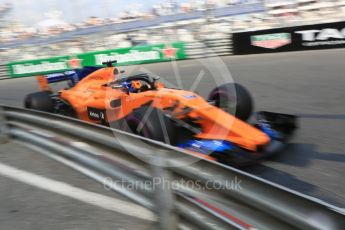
[105,73,161,93]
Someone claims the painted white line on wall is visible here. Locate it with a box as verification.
[0,162,156,222]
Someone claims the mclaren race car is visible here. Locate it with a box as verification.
[24,60,297,166]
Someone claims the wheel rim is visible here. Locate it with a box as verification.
[210,90,236,113]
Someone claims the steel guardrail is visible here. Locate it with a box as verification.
[0,35,233,80]
[0,65,9,80]
[0,105,344,230]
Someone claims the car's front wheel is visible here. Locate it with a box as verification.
[208,83,253,121]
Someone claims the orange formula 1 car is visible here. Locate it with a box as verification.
[24,60,297,166]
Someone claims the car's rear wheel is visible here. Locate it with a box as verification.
[118,106,176,145]
[208,83,253,121]
[24,91,54,112]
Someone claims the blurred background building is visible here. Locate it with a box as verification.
[0,0,344,63]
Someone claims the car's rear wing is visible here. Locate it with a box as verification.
[36,66,102,91]
[36,70,77,92]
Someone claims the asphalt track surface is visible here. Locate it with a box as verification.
[0,143,154,230]
[0,48,344,228]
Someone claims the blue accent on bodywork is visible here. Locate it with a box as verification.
[259,123,281,140]
[44,66,102,85]
[120,81,136,93]
[75,66,102,79]
[182,94,197,99]
[178,140,234,154]
[45,71,76,84]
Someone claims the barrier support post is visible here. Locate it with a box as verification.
[0,107,9,143]
[151,156,177,230]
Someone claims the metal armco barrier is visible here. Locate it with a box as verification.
[186,35,233,59]
[0,105,344,230]
[0,65,9,80]
[1,38,233,79]
[6,42,187,78]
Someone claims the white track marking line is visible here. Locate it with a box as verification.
[0,162,156,222]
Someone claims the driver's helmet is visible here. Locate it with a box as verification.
[120,80,142,93]
[131,80,142,92]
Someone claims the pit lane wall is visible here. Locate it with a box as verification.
[232,21,345,55]
[7,42,186,78]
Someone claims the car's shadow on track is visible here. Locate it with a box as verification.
[270,143,345,166]
[243,143,345,206]
[296,113,345,121]
[243,150,317,194]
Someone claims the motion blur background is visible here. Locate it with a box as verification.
[0,0,344,63]
[0,2,344,229]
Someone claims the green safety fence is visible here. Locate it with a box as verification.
[7,42,186,78]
